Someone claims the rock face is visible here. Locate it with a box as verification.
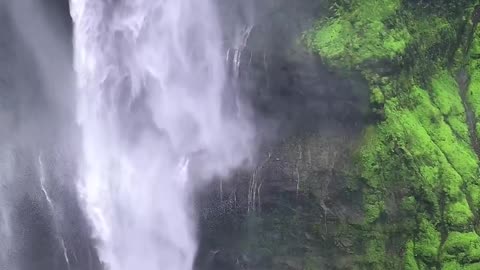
[199,0,480,270]
[197,0,371,269]
[304,0,480,269]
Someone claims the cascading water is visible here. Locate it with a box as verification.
[37,154,72,270]
[70,0,254,269]
[0,147,15,269]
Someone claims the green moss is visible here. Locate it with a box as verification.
[468,71,480,118]
[464,262,480,269]
[402,196,417,213]
[354,0,400,20]
[443,261,463,270]
[431,72,470,143]
[363,235,387,268]
[468,184,480,210]
[306,19,351,65]
[364,191,385,223]
[445,199,474,229]
[412,82,477,184]
[365,82,472,192]
[442,232,480,265]
[304,0,410,69]
[442,261,480,270]
[358,73,478,264]
[468,69,480,119]
[306,0,480,268]
[371,87,385,105]
[355,70,478,268]
[432,72,464,116]
[405,240,420,270]
[468,25,480,142]
[415,218,441,264]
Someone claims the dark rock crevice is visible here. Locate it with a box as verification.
[458,68,480,159]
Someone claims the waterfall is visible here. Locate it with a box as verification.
[0,147,15,269]
[37,154,72,270]
[70,0,254,269]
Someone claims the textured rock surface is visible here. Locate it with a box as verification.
[303,0,480,269]
[199,0,480,269]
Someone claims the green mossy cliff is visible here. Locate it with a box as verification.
[306,0,480,268]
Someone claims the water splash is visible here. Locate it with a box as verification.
[70,0,254,269]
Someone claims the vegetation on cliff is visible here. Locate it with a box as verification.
[306,0,480,268]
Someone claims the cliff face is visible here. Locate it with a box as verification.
[306,0,480,269]
[198,0,370,269]
[199,0,480,269]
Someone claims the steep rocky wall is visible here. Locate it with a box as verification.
[305,0,480,269]
[197,0,372,269]
[198,1,480,270]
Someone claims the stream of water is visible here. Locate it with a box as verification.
[70,0,254,269]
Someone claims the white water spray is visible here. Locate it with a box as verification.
[70,1,254,270]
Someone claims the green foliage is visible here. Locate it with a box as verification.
[442,261,463,270]
[304,0,410,69]
[468,25,480,129]
[445,199,474,229]
[363,191,385,223]
[404,15,456,80]
[464,262,480,270]
[468,184,480,210]
[401,196,418,213]
[371,87,385,106]
[415,218,441,264]
[363,236,387,267]
[442,232,480,265]
[405,240,420,270]
[431,72,470,142]
[356,71,478,267]
[305,0,480,268]
[359,79,475,203]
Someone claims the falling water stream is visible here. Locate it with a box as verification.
[0,147,14,269]
[70,0,254,269]
[37,154,71,270]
